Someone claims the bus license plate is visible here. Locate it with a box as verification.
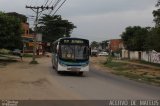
[68,68,80,71]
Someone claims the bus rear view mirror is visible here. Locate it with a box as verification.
[56,45,59,53]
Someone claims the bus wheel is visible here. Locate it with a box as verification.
[52,65,55,69]
[78,72,83,76]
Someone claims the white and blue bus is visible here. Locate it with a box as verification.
[51,37,90,75]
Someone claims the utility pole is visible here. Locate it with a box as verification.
[26,6,53,63]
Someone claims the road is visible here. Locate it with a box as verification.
[0,56,160,100]
[49,66,160,100]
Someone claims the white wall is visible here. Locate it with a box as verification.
[130,51,139,60]
[122,50,160,64]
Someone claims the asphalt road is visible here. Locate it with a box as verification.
[50,65,160,100]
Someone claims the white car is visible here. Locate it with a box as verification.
[98,52,109,56]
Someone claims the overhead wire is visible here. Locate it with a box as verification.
[26,0,33,6]
[48,0,61,15]
[52,0,67,16]
[44,0,50,7]
[47,0,57,14]
[26,0,67,22]
[38,0,50,18]
[48,0,55,7]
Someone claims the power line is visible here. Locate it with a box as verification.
[26,0,33,5]
[48,0,55,7]
[48,0,61,15]
[38,0,51,18]
[43,0,50,7]
[52,0,67,16]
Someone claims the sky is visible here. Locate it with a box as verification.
[0,0,158,42]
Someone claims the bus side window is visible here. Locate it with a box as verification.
[83,47,86,54]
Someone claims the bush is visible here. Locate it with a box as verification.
[105,55,113,64]
[0,49,11,54]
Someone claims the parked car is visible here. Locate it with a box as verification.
[91,50,98,57]
[98,52,109,56]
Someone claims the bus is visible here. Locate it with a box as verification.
[51,37,90,75]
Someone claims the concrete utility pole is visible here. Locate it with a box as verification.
[26,6,53,63]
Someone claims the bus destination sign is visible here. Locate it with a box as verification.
[62,39,85,44]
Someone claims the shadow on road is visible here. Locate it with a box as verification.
[57,71,88,77]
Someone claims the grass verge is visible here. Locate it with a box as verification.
[23,53,33,57]
[30,60,39,64]
[139,60,160,67]
[104,61,160,86]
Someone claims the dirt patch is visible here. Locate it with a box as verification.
[0,60,18,68]
[20,78,50,86]
[90,56,112,72]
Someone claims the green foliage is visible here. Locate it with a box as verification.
[6,12,27,23]
[38,15,76,42]
[105,55,113,64]
[104,61,126,71]
[144,27,160,52]
[90,41,99,49]
[153,0,160,27]
[146,0,160,52]
[0,12,23,50]
[121,26,149,51]
[153,9,160,27]
[22,53,33,57]
[140,60,160,67]
[30,60,38,64]
[120,1,160,52]
[0,49,11,54]
[100,40,109,50]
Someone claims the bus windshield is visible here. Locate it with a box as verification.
[60,45,89,61]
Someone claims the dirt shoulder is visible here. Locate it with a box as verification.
[0,56,82,100]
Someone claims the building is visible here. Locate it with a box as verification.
[109,39,124,52]
[21,23,44,55]
[21,22,34,53]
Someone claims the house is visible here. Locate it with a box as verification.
[21,22,34,53]
[22,23,44,55]
[108,39,124,52]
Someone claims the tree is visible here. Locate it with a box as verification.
[121,26,149,51]
[0,12,23,50]
[145,27,160,52]
[90,41,99,49]
[101,40,109,50]
[149,0,160,52]
[153,0,160,27]
[6,12,27,23]
[38,15,76,42]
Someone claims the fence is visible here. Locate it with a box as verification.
[121,50,160,64]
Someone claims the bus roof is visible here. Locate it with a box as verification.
[53,37,89,43]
